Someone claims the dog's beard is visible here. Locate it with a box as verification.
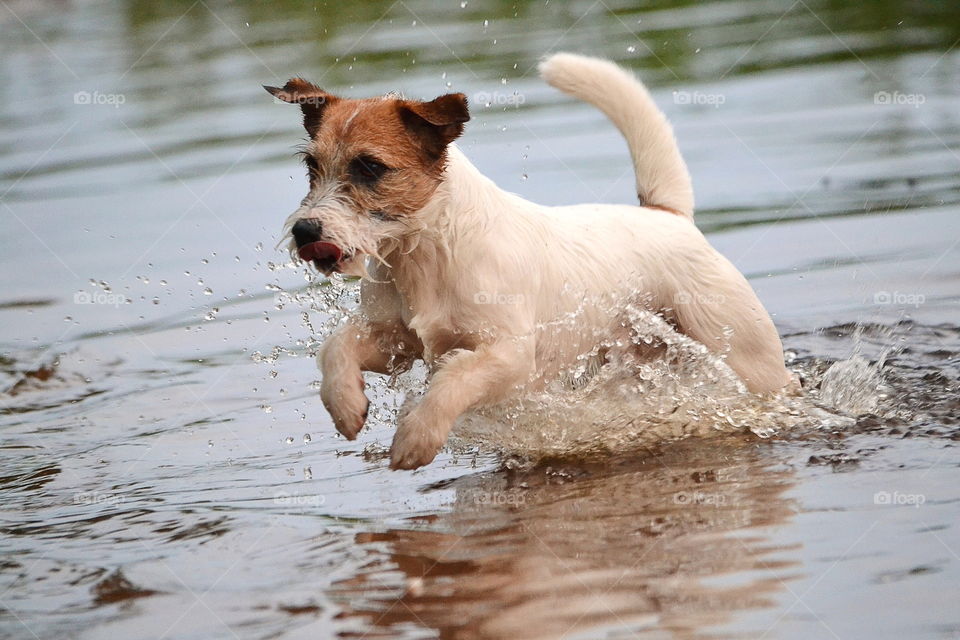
[281,199,418,280]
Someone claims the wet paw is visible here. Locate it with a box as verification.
[321,373,369,440]
[389,411,446,470]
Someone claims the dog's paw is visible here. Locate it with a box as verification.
[389,411,446,470]
[320,373,369,440]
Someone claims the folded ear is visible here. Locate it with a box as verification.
[398,93,470,159]
[263,78,336,138]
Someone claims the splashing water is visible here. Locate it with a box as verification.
[451,305,848,463]
[816,327,893,415]
[273,274,902,465]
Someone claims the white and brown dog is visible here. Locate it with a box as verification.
[265,53,794,470]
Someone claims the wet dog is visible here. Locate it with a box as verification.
[265,53,794,470]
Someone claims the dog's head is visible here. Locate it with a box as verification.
[265,78,469,276]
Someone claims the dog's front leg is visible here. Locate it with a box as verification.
[390,339,533,470]
[319,319,419,440]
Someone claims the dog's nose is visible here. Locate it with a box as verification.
[291,218,323,248]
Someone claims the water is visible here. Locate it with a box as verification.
[2,1,959,638]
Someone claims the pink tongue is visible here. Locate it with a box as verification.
[298,241,343,263]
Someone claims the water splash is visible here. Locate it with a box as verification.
[451,305,832,463]
[274,275,908,465]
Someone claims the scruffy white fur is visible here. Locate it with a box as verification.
[311,53,793,469]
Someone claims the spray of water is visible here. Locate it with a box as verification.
[275,272,898,465]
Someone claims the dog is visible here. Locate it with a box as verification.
[265,53,795,470]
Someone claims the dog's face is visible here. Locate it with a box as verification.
[265,78,469,276]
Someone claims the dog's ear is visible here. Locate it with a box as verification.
[264,78,336,138]
[398,93,470,159]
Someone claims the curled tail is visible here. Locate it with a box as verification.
[538,53,694,220]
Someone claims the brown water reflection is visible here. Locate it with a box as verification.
[334,436,797,639]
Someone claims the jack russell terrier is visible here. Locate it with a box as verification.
[265,53,794,470]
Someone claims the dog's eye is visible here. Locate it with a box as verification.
[348,156,389,185]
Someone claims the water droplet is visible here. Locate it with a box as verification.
[303,433,311,444]
[203,287,213,296]
[627,45,636,53]
[284,436,294,444]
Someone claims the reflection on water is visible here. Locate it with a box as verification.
[2,0,959,638]
[336,437,798,638]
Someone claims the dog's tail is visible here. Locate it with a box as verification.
[538,53,694,220]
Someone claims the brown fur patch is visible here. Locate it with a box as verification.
[302,93,470,216]
[264,79,335,138]
[645,203,687,217]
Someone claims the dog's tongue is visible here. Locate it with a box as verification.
[298,241,342,264]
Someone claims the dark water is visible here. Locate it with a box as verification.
[2,0,959,638]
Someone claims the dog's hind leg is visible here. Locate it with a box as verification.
[389,339,535,470]
[670,277,793,394]
[319,318,420,440]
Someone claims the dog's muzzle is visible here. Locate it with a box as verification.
[291,219,345,272]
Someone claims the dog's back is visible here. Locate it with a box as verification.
[538,53,694,220]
